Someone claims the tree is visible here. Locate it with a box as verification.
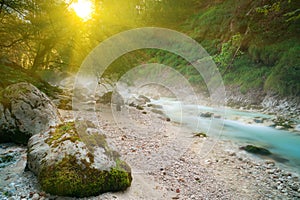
[1,0,84,72]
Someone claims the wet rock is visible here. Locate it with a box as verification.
[199,112,213,118]
[0,82,62,144]
[27,121,132,197]
[253,117,264,123]
[294,124,300,132]
[193,132,207,138]
[240,145,271,155]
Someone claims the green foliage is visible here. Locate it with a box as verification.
[0,64,61,97]
[284,8,300,21]
[1,0,299,98]
[178,0,299,96]
[255,2,281,15]
[223,55,271,94]
[265,43,300,96]
[213,33,243,72]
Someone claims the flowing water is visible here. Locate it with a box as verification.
[152,98,300,174]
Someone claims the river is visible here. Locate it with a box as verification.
[151,97,300,174]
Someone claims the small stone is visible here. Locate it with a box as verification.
[272,175,279,179]
[229,152,236,156]
[266,169,275,174]
[290,184,299,191]
[32,193,40,200]
[204,159,211,165]
[176,188,180,193]
[265,160,275,166]
[29,192,35,198]
[277,185,283,190]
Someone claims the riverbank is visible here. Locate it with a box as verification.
[1,103,300,199]
[65,105,300,199]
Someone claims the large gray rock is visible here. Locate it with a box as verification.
[27,121,132,197]
[0,82,62,144]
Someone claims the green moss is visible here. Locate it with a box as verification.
[240,145,271,155]
[46,122,81,147]
[80,132,107,149]
[39,155,132,197]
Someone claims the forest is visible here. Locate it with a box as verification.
[1,0,299,96]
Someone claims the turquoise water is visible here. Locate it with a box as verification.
[152,98,300,173]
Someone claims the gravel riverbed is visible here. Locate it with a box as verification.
[1,104,300,200]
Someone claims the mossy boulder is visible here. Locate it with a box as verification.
[0,82,62,144]
[240,145,271,155]
[27,121,132,197]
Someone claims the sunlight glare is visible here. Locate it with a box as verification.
[70,0,93,21]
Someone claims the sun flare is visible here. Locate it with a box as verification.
[70,0,93,21]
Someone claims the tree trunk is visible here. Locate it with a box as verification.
[30,42,53,72]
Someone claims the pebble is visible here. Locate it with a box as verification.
[204,159,212,165]
[267,169,276,174]
[290,184,298,191]
[32,193,39,200]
